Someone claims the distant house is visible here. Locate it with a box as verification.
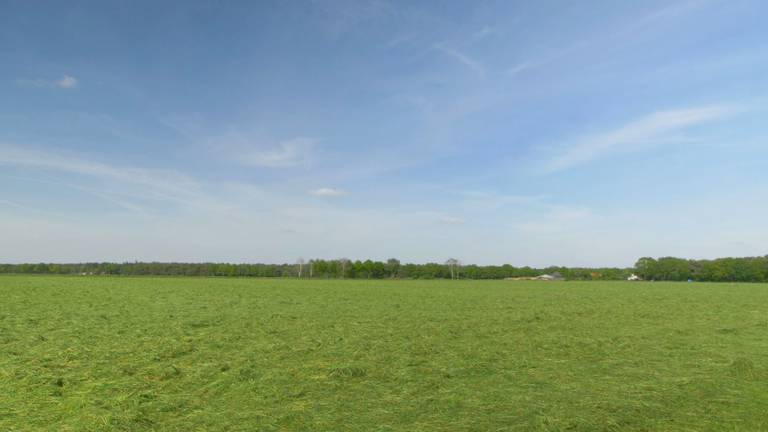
[536,272,565,281]
[504,273,564,281]
[627,274,641,281]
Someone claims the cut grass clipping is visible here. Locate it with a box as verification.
[1,276,768,431]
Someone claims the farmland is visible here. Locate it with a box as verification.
[2,276,768,431]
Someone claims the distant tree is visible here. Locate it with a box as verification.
[9,255,768,282]
[634,257,658,280]
[338,258,350,279]
[386,258,401,278]
[445,258,460,280]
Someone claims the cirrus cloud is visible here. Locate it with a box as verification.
[440,216,465,225]
[17,75,78,89]
[310,187,347,197]
[239,137,317,168]
[543,105,740,173]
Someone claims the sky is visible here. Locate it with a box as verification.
[1,0,767,266]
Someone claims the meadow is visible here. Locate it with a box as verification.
[1,276,767,431]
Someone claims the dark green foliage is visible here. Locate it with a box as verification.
[0,260,633,280]
[635,256,768,282]
[2,255,767,282]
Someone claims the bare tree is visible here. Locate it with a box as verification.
[445,258,460,280]
[309,259,314,278]
[296,257,305,278]
[338,258,350,278]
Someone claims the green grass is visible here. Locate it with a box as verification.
[2,276,768,431]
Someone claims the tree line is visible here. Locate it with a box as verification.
[0,259,632,280]
[634,256,768,282]
[2,256,766,281]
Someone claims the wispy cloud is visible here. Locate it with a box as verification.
[0,146,196,195]
[385,33,416,49]
[544,105,738,172]
[164,121,318,169]
[0,173,161,216]
[239,137,317,168]
[312,0,392,37]
[469,26,498,44]
[434,44,486,78]
[498,1,712,85]
[310,187,347,197]
[507,62,531,77]
[0,144,222,213]
[17,75,78,89]
[55,75,78,88]
[16,78,46,88]
[450,190,549,212]
[0,199,34,211]
[440,216,464,225]
[514,206,598,234]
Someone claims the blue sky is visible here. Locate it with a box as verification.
[2,0,767,266]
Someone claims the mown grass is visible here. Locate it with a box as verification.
[1,276,768,431]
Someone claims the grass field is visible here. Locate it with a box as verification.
[1,276,767,431]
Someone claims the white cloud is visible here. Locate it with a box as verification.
[55,75,78,89]
[310,187,347,197]
[544,105,738,172]
[16,75,78,89]
[434,44,486,78]
[239,137,317,168]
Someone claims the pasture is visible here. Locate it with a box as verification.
[1,276,767,431]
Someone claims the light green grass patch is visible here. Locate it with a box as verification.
[1,276,767,431]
